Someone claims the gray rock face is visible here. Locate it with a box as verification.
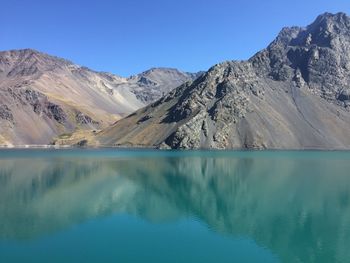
[0,104,13,122]
[20,88,67,123]
[97,12,350,150]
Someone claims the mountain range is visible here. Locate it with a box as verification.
[2,12,350,149]
[0,49,199,145]
[94,12,350,149]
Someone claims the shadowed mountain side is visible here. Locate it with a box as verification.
[1,151,350,263]
[95,12,350,149]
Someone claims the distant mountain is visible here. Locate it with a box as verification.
[123,68,203,104]
[95,12,350,149]
[0,49,199,145]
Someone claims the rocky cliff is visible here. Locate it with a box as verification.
[96,12,350,149]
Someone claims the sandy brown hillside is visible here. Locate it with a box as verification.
[0,49,198,146]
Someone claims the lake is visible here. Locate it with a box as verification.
[0,149,349,263]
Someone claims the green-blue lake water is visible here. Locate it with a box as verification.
[0,149,350,263]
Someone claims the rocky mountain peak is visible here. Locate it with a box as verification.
[299,12,350,48]
[271,12,350,46]
[0,49,74,78]
[310,12,350,31]
[246,12,350,101]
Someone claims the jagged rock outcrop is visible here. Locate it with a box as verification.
[96,12,350,149]
[0,49,199,145]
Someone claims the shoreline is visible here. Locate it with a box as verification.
[1,145,350,151]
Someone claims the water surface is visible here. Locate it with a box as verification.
[0,149,350,263]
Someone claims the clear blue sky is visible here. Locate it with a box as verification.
[1,0,350,76]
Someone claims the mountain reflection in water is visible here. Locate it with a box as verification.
[0,150,350,263]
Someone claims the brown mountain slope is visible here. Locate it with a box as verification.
[0,49,198,146]
[95,12,350,149]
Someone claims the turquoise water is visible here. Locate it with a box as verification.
[0,149,350,263]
